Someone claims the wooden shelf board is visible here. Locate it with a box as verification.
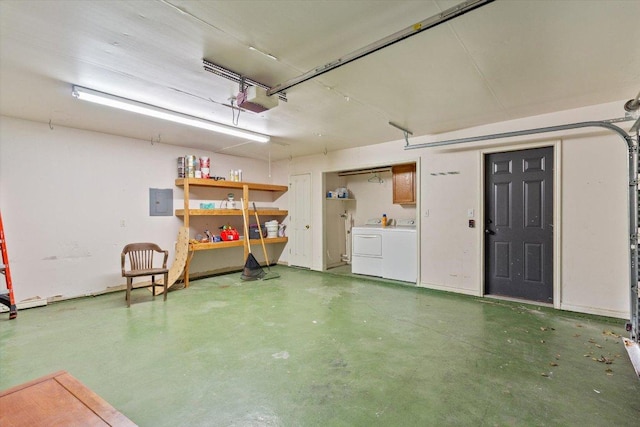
[190,237,288,251]
[176,178,287,192]
[175,209,288,217]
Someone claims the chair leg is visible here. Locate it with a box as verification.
[163,272,168,301]
[152,276,156,300]
[126,277,132,308]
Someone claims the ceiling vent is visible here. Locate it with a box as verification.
[237,86,279,113]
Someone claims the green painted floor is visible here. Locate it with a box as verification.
[1,266,639,426]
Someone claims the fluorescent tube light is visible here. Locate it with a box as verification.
[71,85,270,143]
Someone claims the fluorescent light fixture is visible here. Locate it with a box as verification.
[71,85,270,143]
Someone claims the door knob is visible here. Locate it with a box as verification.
[485,229,495,235]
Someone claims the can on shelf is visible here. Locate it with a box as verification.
[177,156,185,178]
[200,156,210,179]
[185,155,196,178]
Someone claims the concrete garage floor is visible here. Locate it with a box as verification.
[1,266,639,426]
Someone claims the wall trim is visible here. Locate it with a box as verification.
[559,303,627,320]
[418,282,482,297]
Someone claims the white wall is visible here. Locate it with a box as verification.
[278,100,632,319]
[0,116,278,302]
[323,173,347,269]
[344,170,417,226]
[1,98,632,319]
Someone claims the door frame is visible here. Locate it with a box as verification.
[479,141,562,308]
[320,158,421,280]
[289,172,313,269]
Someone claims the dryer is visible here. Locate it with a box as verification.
[351,225,384,277]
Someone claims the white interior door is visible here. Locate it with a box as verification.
[289,173,312,268]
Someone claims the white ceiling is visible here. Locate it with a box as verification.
[1,0,638,161]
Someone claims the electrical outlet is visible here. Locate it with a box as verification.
[120,220,126,227]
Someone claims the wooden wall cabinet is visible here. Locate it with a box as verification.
[392,163,416,205]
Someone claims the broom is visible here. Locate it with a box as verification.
[240,198,265,281]
[253,202,280,280]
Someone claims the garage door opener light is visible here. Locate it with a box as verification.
[71,86,270,143]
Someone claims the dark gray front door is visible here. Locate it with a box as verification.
[485,147,554,303]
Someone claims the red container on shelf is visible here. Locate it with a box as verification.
[200,156,210,179]
[220,228,239,241]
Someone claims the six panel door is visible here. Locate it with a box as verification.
[485,147,554,302]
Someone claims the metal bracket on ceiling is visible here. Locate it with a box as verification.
[389,122,413,146]
[631,116,640,134]
[202,59,287,102]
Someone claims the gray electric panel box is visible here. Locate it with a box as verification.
[149,188,173,216]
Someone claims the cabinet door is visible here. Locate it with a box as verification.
[392,163,416,204]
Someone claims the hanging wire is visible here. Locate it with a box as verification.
[230,77,250,126]
[230,98,241,126]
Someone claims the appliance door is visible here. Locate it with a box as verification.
[382,228,417,282]
[352,228,383,277]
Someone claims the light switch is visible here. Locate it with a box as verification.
[467,209,474,218]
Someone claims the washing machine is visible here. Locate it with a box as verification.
[382,219,417,283]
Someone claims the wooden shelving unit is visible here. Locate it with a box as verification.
[175,178,288,286]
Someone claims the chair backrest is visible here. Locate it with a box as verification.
[121,243,166,273]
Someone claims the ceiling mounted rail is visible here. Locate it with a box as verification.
[404,120,632,150]
[203,59,287,102]
[267,0,495,96]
